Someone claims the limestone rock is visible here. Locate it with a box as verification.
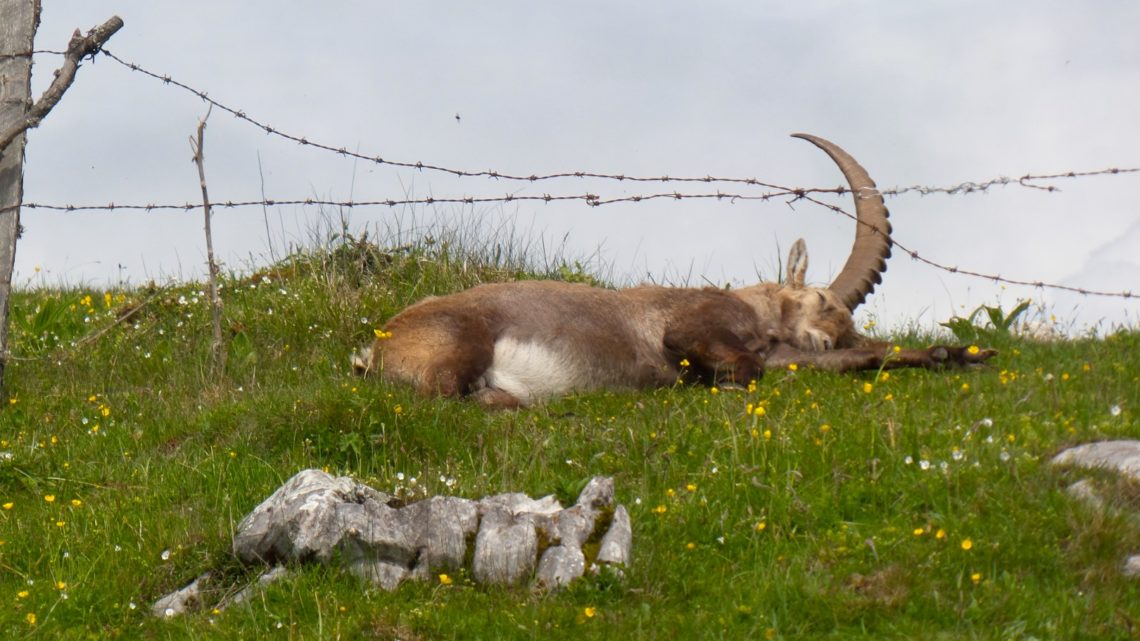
[222,566,290,609]
[152,573,210,618]
[232,469,389,565]
[158,469,631,617]
[597,504,632,567]
[1052,440,1140,580]
[1124,555,1140,578]
[1051,440,1140,481]
[340,495,479,589]
[472,505,540,586]
[536,544,586,588]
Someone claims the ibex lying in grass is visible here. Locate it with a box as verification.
[355,134,995,408]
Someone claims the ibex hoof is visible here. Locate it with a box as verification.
[927,345,998,367]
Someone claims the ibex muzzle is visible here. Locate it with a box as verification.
[355,134,994,408]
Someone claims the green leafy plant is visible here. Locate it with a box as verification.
[941,299,1032,342]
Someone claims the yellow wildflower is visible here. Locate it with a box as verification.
[438,573,453,585]
[967,345,980,355]
[44,495,55,503]
[787,363,798,372]
[373,329,393,340]
[679,358,690,368]
[755,521,767,532]
[971,572,982,584]
[960,538,973,551]
[583,606,597,618]
[863,382,874,394]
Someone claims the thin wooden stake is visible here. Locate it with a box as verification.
[189,107,226,374]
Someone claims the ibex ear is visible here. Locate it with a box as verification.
[786,238,808,289]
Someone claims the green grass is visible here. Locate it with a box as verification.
[1,230,1139,639]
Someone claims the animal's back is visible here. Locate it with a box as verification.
[375,281,674,405]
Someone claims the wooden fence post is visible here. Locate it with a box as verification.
[0,6,122,388]
[0,0,40,388]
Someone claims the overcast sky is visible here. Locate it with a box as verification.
[18,1,1140,334]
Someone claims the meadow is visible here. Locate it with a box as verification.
[1,230,1138,639]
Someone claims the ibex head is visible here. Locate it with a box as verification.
[732,134,892,352]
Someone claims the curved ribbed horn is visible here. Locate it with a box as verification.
[791,133,892,311]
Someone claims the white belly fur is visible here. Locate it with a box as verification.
[478,338,595,404]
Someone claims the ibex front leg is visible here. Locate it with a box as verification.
[764,343,996,373]
[664,325,765,387]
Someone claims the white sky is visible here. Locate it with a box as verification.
[17,1,1140,334]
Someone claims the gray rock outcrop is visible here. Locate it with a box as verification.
[1052,439,1140,578]
[155,470,631,616]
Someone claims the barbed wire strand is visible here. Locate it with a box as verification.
[20,190,806,212]
[99,50,1138,195]
[796,193,1134,300]
[885,167,1140,196]
[17,191,1136,300]
[0,49,69,60]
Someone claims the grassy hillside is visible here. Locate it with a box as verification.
[1,233,1139,639]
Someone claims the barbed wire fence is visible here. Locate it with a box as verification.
[15,48,1140,301]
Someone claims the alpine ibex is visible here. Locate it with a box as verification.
[354,134,995,408]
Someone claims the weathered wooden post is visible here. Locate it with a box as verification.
[0,0,40,387]
[0,4,122,387]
